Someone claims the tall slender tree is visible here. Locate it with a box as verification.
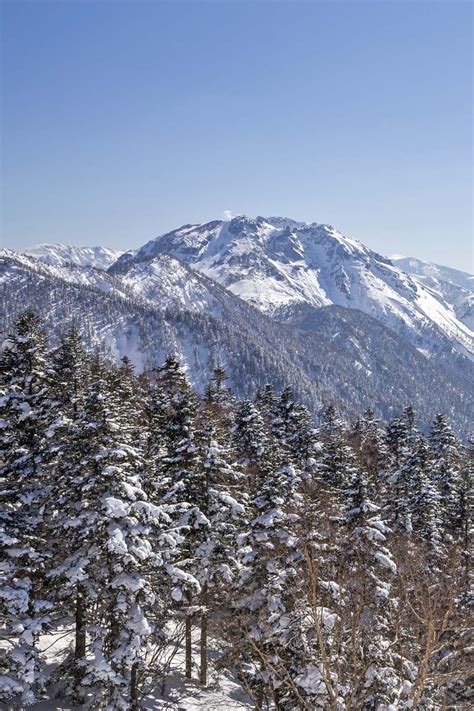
[0,312,52,706]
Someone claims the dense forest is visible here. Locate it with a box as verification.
[0,312,472,710]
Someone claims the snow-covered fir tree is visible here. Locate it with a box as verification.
[411,436,443,551]
[340,465,401,710]
[153,356,204,680]
[47,362,186,708]
[428,414,463,532]
[272,387,317,478]
[44,326,90,697]
[316,405,357,490]
[0,312,52,707]
[385,406,417,471]
[234,460,301,705]
[351,407,387,491]
[232,399,268,468]
[254,382,279,425]
[193,424,247,685]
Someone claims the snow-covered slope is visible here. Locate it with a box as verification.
[1,249,128,296]
[1,249,322,400]
[24,243,126,270]
[391,256,473,292]
[110,252,227,314]
[392,256,474,331]
[124,216,473,361]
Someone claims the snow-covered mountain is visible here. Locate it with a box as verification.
[2,248,473,435]
[119,216,473,361]
[391,256,474,331]
[2,215,473,434]
[24,243,125,270]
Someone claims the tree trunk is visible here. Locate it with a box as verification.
[200,583,208,686]
[185,590,193,680]
[75,590,86,661]
[130,662,139,710]
[73,589,86,700]
[273,688,283,710]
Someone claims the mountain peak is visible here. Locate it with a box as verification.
[15,215,473,365]
[108,215,472,361]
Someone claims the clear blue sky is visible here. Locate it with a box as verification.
[1,0,472,271]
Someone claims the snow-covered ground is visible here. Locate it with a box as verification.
[2,627,251,710]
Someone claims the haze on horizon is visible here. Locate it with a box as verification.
[1,0,472,272]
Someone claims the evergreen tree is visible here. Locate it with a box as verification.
[193,424,247,685]
[351,407,387,490]
[235,462,300,704]
[385,407,416,470]
[458,439,473,594]
[341,465,400,709]
[254,382,279,424]
[429,414,462,532]
[45,326,90,694]
[155,357,204,680]
[387,440,418,534]
[141,375,169,500]
[48,324,89,415]
[203,363,235,440]
[48,366,185,708]
[272,387,316,477]
[204,363,232,407]
[411,437,443,550]
[232,399,267,466]
[316,405,356,489]
[231,398,276,499]
[0,312,52,706]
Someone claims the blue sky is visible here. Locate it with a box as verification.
[1,0,472,271]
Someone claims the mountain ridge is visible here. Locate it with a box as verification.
[110,215,473,361]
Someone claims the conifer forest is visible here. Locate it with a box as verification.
[0,311,472,710]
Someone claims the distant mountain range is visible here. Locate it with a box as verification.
[24,243,124,270]
[2,216,473,434]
